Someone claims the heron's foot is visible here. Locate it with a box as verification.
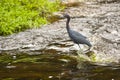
[77,49,84,55]
[76,49,91,62]
[84,49,90,53]
[83,47,91,53]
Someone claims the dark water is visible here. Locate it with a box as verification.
[0,53,120,80]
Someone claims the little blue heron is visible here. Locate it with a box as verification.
[63,14,92,51]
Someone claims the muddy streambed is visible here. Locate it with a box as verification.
[0,53,120,80]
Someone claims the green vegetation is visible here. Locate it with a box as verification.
[0,0,64,35]
[0,53,40,63]
[0,53,77,64]
[2,78,14,80]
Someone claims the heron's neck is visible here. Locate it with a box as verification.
[66,17,70,31]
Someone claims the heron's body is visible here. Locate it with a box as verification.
[64,14,92,49]
[68,29,91,47]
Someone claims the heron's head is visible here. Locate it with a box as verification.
[52,13,70,19]
[57,13,70,19]
[63,14,70,18]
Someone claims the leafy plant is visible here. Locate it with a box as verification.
[0,0,64,35]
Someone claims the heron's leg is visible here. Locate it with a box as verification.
[77,44,83,55]
[84,46,91,53]
[85,47,90,51]
[78,44,81,49]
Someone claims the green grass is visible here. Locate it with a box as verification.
[0,0,64,36]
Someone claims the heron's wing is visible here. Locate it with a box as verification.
[71,30,87,39]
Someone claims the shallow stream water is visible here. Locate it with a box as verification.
[0,53,120,80]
